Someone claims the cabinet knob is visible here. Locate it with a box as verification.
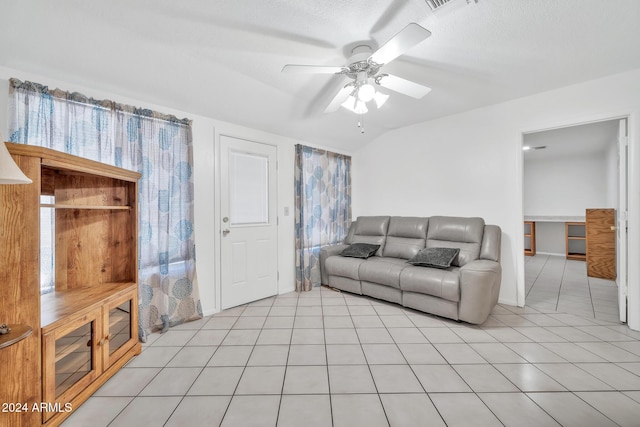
[98,338,105,346]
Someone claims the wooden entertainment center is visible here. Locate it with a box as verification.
[0,143,141,426]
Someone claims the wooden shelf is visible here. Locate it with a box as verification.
[0,324,33,349]
[40,203,131,210]
[41,282,137,333]
[566,222,586,261]
[524,221,536,256]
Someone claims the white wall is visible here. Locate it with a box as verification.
[352,68,640,331]
[535,222,566,256]
[524,153,609,217]
[0,66,350,317]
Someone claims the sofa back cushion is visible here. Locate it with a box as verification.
[382,217,429,259]
[347,216,390,256]
[426,216,485,266]
[344,220,357,244]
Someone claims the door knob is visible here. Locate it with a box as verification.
[222,229,230,236]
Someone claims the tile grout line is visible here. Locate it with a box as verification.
[66,283,639,427]
[160,312,239,426]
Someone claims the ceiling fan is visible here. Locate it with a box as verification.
[282,23,432,115]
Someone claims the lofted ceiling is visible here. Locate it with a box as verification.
[1,0,640,151]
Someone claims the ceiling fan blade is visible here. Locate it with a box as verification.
[324,84,355,113]
[376,74,431,99]
[369,23,431,65]
[370,0,411,34]
[282,65,346,74]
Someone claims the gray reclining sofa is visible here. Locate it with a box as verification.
[319,216,502,324]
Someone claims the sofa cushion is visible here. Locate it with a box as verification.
[407,247,460,269]
[382,217,429,259]
[324,256,366,281]
[341,243,380,259]
[343,221,357,245]
[359,257,410,289]
[480,225,501,262]
[400,265,460,302]
[426,216,485,267]
[350,216,390,256]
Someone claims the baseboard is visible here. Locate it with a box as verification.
[202,308,219,317]
[279,285,296,295]
[498,297,520,307]
[535,251,565,257]
[201,287,295,317]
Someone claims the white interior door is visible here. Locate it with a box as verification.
[618,118,629,322]
[220,135,278,309]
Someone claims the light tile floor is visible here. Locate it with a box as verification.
[63,285,640,426]
[525,254,620,322]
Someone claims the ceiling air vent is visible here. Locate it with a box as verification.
[426,0,478,11]
[425,0,452,10]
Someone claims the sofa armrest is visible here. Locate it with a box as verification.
[319,244,349,285]
[458,260,502,324]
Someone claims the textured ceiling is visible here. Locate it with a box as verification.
[1,0,640,150]
[523,120,620,161]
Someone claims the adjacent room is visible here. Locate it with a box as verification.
[523,120,623,322]
[1,1,640,426]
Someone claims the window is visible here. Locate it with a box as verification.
[9,78,202,340]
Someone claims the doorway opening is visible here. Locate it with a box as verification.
[522,118,628,323]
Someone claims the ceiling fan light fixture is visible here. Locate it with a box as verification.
[341,95,356,112]
[357,83,376,102]
[341,96,368,114]
[354,100,368,114]
[281,22,433,129]
[373,92,389,108]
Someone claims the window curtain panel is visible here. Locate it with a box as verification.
[294,144,351,291]
[8,78,202,341]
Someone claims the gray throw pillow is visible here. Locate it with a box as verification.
[341,243,380,259]
[407,247,460,269]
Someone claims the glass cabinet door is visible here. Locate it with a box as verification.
[105,289,138,368]
[54,322,93,396]
[42,311,101,422]
[108,300,131,356]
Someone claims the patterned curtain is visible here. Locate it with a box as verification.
[294,144,351,291]
[8,78,202,341]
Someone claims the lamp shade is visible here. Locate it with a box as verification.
[373,92,389,108]
[357,83,376,102]
[0,141,32,184]
[341,96,368,114]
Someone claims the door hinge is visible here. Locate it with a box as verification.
[277,271,280,280]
